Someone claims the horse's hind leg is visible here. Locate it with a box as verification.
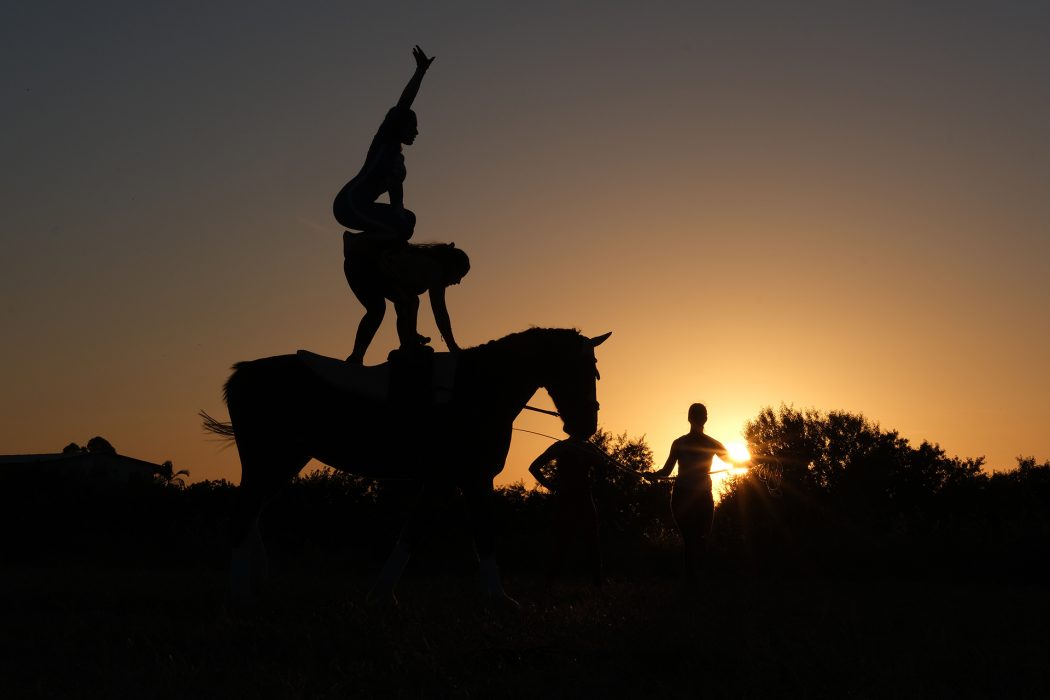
[229,450,309,604]
[229,484,268,603]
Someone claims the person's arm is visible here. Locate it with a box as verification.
[652,439,679,478]
[712,439,731,464]
[386,173,401,210]
[388,177,405,211]
[397,45,434,110]
[428,285,459,351]
[528,444,560,490]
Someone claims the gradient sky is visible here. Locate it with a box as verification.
[3,1,1048,486]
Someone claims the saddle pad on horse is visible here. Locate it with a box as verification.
[296,350,457,405]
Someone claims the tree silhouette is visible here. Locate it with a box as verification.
[588,429,663,537]
[712,404,994,573]
[155,460,190,488]
[741,404,984,509]
[85,436,116,455]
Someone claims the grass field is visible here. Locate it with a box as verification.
[3,562,1047,699]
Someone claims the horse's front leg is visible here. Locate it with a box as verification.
[464,478,519,610]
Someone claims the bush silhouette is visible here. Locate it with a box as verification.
[2,412,1047,581]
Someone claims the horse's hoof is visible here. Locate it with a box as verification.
[225,587,260,613]
[366,588,399,609]
[485,592,521,614]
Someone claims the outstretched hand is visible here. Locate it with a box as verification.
[413,45,435,71]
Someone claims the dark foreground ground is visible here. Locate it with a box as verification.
[2,563,1047,699]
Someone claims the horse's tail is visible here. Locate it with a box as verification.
[199,410,236,441]
[199,361,255,442]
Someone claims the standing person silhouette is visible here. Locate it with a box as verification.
[649,403,729,581]
[529,438,604,588]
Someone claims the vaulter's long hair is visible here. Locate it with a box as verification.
[410,242,470,284]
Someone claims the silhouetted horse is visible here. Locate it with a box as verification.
[205,327,610,605]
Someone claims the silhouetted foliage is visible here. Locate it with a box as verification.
[155,460,190,487]
[2,412,1047,582]
[489,429,669,576]
[86,435,116,454]
[709,405,1048,577]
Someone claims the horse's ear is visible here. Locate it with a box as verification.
[448,242,456,248]
[588,332,612,347]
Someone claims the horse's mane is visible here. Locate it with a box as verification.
[461,327,583,377]
[464,327,582,354]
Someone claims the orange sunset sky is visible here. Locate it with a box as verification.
[2,1,1048,486]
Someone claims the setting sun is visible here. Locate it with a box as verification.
[727,441,751,463]
[708,441,752,499]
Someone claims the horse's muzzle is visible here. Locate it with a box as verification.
[564,417,598,440]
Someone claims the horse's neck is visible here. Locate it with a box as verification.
[461,340,547,419]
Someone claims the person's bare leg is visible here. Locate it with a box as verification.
[348,297,385,364]
[393,295,422,350]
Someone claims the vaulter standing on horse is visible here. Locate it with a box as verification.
[334,45,468,364]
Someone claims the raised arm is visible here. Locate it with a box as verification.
[397,45,435,110]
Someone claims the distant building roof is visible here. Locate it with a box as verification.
[0,451,166,484]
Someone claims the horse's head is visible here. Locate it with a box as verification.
[545,331,611,440]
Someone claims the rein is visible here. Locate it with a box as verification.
[514,408,781,495]
[523,404,560,417]
[511,425,648,481]
[516,405,643,478]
